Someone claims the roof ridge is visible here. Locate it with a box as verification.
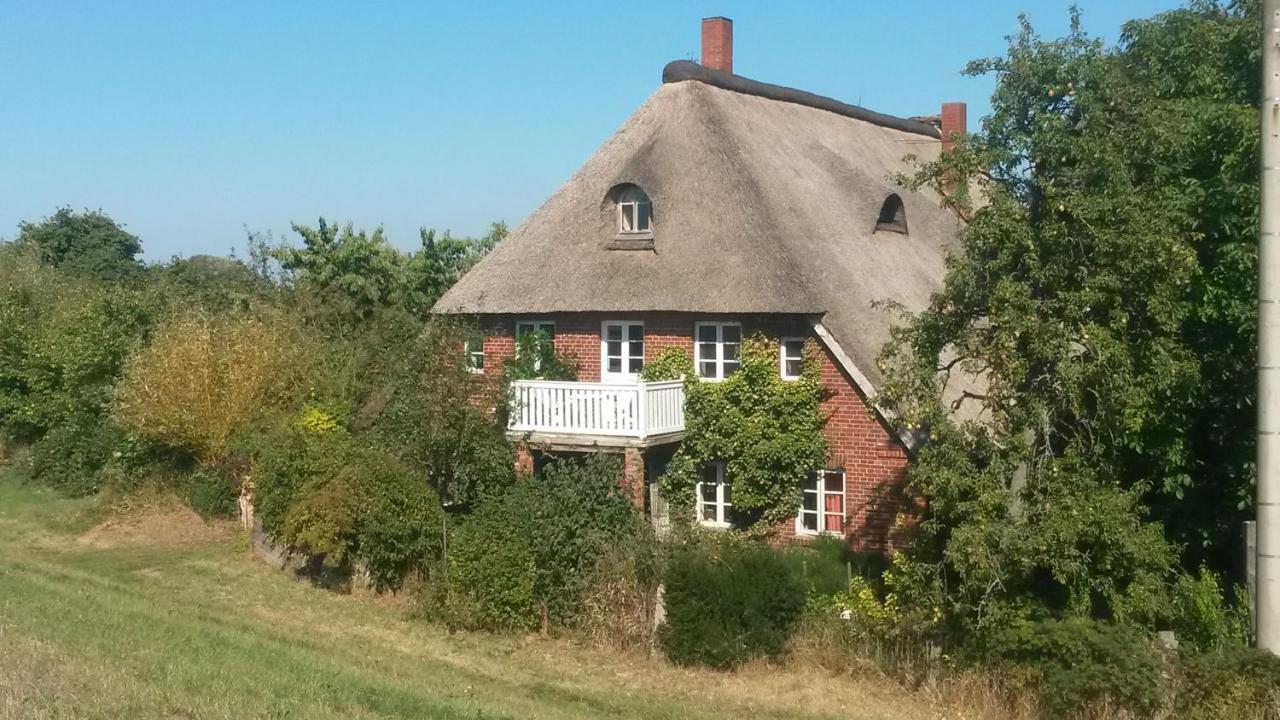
[661,60,941,140]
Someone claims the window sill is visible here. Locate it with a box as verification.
[794,528,845,538]
[698,520,733,530]
[606,235,654,251]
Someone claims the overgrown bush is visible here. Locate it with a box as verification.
[659,535,807,669]
[115,307,310,464]
[1169,566,1248,653]
[579,532,662,650]
[26,415,126,497]
[251,419,444,591]
[979,618,1164,718]
[434,455,648,633]
[1172,647,1280,719]
[437,491,538,632]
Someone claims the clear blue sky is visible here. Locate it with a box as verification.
[0,0,1183,260]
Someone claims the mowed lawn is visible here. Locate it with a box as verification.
[0,473,945,720]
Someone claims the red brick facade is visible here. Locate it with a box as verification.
[481,311,909,552]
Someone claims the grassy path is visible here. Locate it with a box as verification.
[0,476,939,720]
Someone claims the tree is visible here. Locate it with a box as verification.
[10,207,144,283]
[879,1,1258,637]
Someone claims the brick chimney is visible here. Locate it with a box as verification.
[701,17,733,74]
[940,102,967,152]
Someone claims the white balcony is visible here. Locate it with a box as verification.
[507,379,686,448]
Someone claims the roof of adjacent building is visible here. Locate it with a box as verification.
[434,61,962,391]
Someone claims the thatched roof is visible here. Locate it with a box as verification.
[435,61,962,391]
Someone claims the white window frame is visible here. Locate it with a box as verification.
[601,320,644,381]
[796,470,846,536]
[617,191,652,235]
[515,320,556,372]
[780,337,805,380]
[694,322,742,381]
[696,461,733,528]
[464,334,485,374]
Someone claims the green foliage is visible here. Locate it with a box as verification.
[501,331,578,382]
[27,416,126,497]
[440,492,539,632]
[268,218,502,327]
[154,254,271,312]
[878,2,1257,643]
[1169,566,1249,653]
[0,258,158,443]
[981,618,1164,718]
[437,456,648,632]
[183,466,239,519]
[371,319,514,510]
[638,346,695,383]
[1172,647,1280,719]
[658,337,828,533]
[658,535,808,669]
[10,207,144,283]
[251,420,444,591]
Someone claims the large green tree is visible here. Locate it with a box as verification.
[10,207,145,283]
[880,1,1259,635]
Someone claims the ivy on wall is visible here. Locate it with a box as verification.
[643,337,830,535]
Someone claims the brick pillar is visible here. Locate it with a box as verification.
[515,443,535,477]
[621,447,646,509]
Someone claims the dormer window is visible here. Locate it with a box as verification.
[617,186,652,235]
[875,194,908,234]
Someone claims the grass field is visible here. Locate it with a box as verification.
[0,472,967,720]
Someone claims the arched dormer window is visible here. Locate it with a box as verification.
[615,185,653,236]
[875,194,908,235]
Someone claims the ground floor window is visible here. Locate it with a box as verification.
[696,461,733,528]
[798,470,845,535]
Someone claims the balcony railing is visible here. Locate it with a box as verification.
[508,379,686,441]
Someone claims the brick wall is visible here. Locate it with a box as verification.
[475,311,908,551]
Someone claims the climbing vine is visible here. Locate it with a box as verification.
[645,337,830,535]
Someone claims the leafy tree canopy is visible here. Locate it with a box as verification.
[10,207,144,283]
[880,0,1258,636]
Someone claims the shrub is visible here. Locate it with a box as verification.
[115,307,310,464]
[980,618,1163,718]
[433,455,648,633]
[1173,647,1280,719]
[183,465,239,519]
[27,415,126,497]
[579,531,662,650]
[1169,566,1248,653]
[441,493,538,632]
[251,421,445,591]
[659,535,808,669]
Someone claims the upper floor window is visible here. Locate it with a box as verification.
[464,333,485,374]
[875,194,908,234]
[797,470,845,535]
[697,461,733,528]
[601,321,644,380]
[780,338,805,380]
[516,320,555,372]
[616,186,653,236]
[695,322,741,380]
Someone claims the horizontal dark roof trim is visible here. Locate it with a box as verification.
[661,60,942,140]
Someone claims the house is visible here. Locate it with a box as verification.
[434,17,964,550]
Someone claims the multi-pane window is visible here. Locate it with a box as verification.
[780,337,804,380]
[617,186,652,235]
[464,334,485,374]
[694,322,741,380]
[798,470,846,535]
[516,320,556,372]
[696,462,733,528]
[602,321,644,379]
